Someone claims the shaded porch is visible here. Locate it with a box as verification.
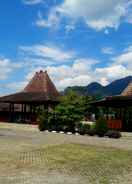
[92,96,132,131]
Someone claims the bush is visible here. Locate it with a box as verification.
[95,117,108,137]
[105,130,122,139]
[76,123,84,135]
[87,128,96,136]
[76,123,90,135]
[83,124,91,134]
[37,109,49,131]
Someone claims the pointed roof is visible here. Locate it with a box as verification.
[121,81,132,96]
[24,70,59,97]
[0,70,60,103]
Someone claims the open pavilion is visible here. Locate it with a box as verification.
[92,81,132,130]
[0,70,60,123]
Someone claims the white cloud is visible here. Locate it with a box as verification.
[22,0,43,5]
[5,81,28,92]
[102,47,114,55]
[22,57,55,67]
[20,44,75,62]
[95,45,132,84]
[5,43,131,92]
[65,24,75,33]
[0,58,22,80]
[59,0,129,30]
[45,52,131,89]
[112,45,132,68]
[16,44,132,90]
[38,0,132,31]
[24,58,99,90]
[95,65,131,81]
[35,10,60,28]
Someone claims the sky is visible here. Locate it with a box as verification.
[0,0,132,94]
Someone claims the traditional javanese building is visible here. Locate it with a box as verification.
[0,70,60,123]
[92,81,132,130]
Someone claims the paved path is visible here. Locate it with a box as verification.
[0,123,132,153]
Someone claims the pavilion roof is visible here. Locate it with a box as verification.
[92,95,132,108]
[92,79,132,108]
[0,71,60,104]
[121,81,132,96]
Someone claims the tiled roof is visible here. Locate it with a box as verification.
[24,70,59,96]
[0,71,60,103]
[121,81,132,96]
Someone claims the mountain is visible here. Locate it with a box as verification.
[63,76,132,98]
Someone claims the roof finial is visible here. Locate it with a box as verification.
[40,70,43,73]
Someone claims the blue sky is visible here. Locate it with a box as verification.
[0,0,132,94]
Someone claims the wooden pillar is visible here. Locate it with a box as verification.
[21,104,24,122]
[9,103,14,122]
[12,103,14,122]
[23,104,26,123]
[30,104,32,113]
[106,107,109,120]
[9,103,12,122]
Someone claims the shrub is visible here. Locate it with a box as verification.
[76,123,90,135]
[86,123,96,136]
[87,128,96,136]
[95,117,108,137]
[90,122,96,130]
[76,123,84,135]
[105,130,122,139]
[37,109,49,131]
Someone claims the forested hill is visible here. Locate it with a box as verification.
[63,76,132,98]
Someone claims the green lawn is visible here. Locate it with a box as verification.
[0,123,132,183]
[12,144,132,184]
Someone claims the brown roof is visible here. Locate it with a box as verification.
[24,70,59,96]
[121,81,132,96]
[0,70,60,104]
[92,95,132,108]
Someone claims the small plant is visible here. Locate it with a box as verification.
[87,128,96,136]
[37,109,49,131]
[95,117,108,137]
[83,124,91,134]
[76,123,90,135]
[76,123,84,135]
[105,130,122,139]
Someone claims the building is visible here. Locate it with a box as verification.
[0,70,60,123]
[92,81,132,130]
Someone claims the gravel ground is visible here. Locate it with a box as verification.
[0,122,132,184]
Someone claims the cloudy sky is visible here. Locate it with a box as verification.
[0,0,132,94]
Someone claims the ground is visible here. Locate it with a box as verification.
[0,123,132,183]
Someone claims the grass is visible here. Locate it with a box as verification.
[0,123,132,183]
[14,144,132,184]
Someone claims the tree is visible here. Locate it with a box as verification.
[49,91,84,132]
[37,91,95,132]
[81,95,94,119]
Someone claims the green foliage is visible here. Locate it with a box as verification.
[95,117,108,137]
[87,128,96,136]
[90,122,96,130]
[123,107,132,131]
[76,123,90,135]
[81,96,94,118]
[37,91,95,133]
[50,91,84,132]
[37,109,49,131]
